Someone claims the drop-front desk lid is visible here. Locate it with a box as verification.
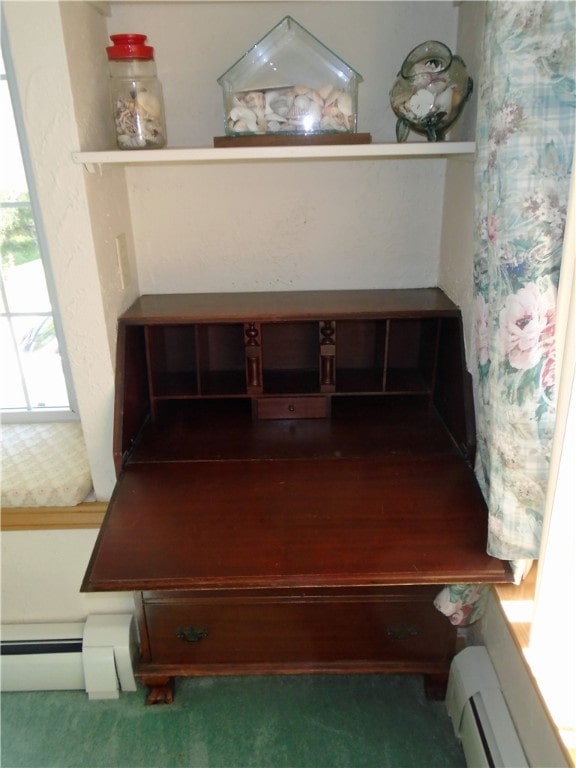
[82,456,511,593]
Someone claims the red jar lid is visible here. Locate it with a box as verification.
[106,34,154,60]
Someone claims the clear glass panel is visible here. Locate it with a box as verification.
[9,315,69,409]
[0,316,27,409]
[0,68,27,199]
[1,207,51,313]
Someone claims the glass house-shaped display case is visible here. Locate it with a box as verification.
[217,16,363,137]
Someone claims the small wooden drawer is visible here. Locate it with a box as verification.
[141,592,455,668]
[254,396,329,420]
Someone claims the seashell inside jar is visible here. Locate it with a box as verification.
[389,40,473,142]
[226,85,356,135]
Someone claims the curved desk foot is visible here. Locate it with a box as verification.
[141,676,175,705]
[424,672,448,700]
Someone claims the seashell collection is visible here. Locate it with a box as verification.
[227,85,355,135]
[113,89,166,149]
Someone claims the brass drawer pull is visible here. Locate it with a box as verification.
[176,626,208,643]
[387,625,419,640]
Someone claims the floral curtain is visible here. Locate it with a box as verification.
[436,0,575,624]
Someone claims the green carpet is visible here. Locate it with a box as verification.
[1,674,465,768]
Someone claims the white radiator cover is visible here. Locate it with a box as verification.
[1,622,85,691]
[0,614,137,699]
[447,646,529,768]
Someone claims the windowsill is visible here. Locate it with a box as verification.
[494,567,575,765]
[0,502,107,530]
[494,564,537,651]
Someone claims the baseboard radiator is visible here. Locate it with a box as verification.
[447,646,529,768]
[0,614,137,699]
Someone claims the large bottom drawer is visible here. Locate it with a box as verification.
[139,589,455,668]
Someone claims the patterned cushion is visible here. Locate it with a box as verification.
[1,423,92,507]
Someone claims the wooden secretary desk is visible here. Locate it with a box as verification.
[82,289,511,704]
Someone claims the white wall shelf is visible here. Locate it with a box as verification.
[73,142,475,173]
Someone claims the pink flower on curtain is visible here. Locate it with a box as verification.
[434,583,489,626]
[498,283,556,371]
[487,213,499,242]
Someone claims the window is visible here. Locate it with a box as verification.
[0,44,74,420]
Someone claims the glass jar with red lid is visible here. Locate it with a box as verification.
[106,34,167,149]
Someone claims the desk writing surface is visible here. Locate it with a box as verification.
[83,457,509,592]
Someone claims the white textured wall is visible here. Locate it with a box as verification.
[59,1,142,345]
[129,159,446,293]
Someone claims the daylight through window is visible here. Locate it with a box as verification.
[0,46,71,416]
